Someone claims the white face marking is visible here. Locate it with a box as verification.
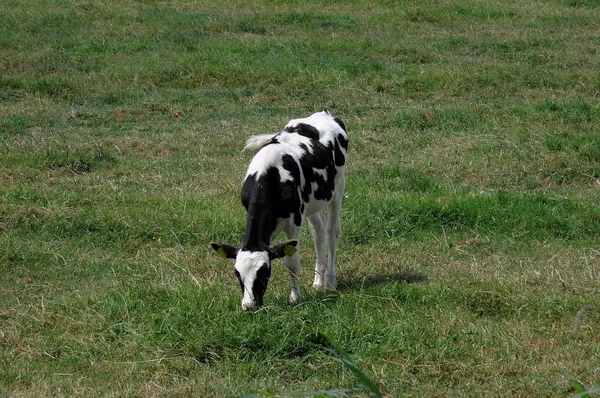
[234,250,270,310]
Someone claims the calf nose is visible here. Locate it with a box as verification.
[242,300,254,311]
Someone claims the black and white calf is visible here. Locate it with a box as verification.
[211,110,348,310]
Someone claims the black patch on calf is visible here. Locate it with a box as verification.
[241,173,258,211]
[241,166,303,249]
[282,154,300,184]
[241,173,273,250]
[333,117,347,133]
[333,138,346,167]
[337,133,348,150]
[295,140,337,203]
[280,155,303,226]
[285,123,320,140]
[315,141,337,201]
[252,263,271,306]
[297,143,312,202]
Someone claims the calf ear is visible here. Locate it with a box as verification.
[210,243,238,259]
[269,240,298,259]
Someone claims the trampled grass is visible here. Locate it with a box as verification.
[1,0,600,396]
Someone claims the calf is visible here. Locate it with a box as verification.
[211,110,348,310]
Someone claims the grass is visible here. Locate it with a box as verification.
[1,0,600,396]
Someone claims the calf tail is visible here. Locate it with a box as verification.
[243,133,277,151]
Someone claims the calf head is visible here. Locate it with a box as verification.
[211,240,298,311]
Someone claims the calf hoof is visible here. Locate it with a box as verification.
[289,292,300,305]
[312,281,324,290]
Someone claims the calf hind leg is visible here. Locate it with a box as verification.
[325,194,343,291]
[308,211,327,289]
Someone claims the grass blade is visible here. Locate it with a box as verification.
[326,352,383,398]
[312,332,384,398]
[575,386,600,398]
[560,371,591,398]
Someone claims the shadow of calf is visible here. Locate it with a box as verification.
[336,268,427,292]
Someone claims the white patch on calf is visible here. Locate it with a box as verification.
[246,145,300,183]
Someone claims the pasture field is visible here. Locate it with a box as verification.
[1,0,600,396]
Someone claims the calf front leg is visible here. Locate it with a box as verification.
[282,226,302,304]
[284,251,301,304]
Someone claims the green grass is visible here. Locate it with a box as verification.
[2,0,600,396]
